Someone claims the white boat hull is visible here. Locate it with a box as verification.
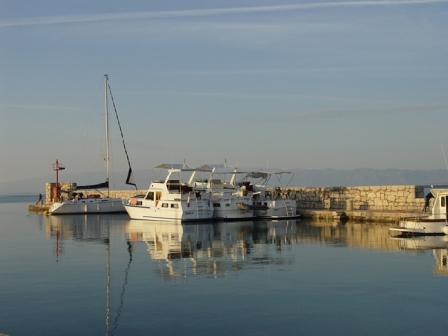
[253,199,298,219]
[211,194,255,220]
[124,203,213,221]
[389,217,448,236]
[124,191,214,221]
[49,198,125,215]
[213,207,254,220]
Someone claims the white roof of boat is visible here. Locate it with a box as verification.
[199,164,250,174]
[154,163,213,172]
[430,188,448,197]
[155,163,192,169]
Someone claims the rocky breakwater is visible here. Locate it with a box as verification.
[286,185,427,222]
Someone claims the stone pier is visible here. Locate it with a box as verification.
[33,182,429,223]
[289,185,425,211]
[288,185,428,222]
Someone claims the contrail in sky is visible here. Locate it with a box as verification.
[1,0,447,28]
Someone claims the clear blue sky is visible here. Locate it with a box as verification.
[1,0,448,184]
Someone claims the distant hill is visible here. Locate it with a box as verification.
[2,168,448,195]
[289,168,448,187]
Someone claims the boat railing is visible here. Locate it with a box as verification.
[397,214,425,230]
[284,201,295,217]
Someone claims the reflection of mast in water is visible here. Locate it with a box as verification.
[105,223,133,336]
[105,224,110,336]
[110,240,133,335]
[53,228,64,264]
[45,216,65,263]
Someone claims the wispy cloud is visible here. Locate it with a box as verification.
[123,88,379,106]
[1,0,447,28]
[1,104,85,113]
[151,65,431,76]
[250,103,448,123]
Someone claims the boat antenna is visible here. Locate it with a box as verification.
[441,143,448,170]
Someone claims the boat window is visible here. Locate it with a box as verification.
[443,197,446,207]
[146,192,154,200]
[213,203,221,207]
[171,204,179,208]
[161,203,168,208]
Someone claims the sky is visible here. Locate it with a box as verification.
[1,0,448,185]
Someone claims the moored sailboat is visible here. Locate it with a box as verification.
[49,75,136,215]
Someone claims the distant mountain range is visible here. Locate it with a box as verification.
[2,168,448,195]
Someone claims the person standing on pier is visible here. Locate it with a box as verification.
[36,193,43,205]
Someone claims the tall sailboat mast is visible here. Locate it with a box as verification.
[104,74,110,197]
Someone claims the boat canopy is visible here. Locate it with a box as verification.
[155,163,213,172]
[430,189,448,198]
[155,163,193,169]
[245,172,269,179]
[244,171,292,179]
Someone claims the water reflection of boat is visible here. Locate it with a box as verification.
[126,220,214,260]
[390,235,448,277]
[46,213,128,243]
[45,214,132,334]
[125,219,299,279]
[391,235,448,250]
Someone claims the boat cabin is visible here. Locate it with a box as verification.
[429,189,448,220]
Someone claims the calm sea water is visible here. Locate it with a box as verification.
[1,195,448,336]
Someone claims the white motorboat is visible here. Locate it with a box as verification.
[199,165,255,220]
[49,75,136,215]
[389,188,448,236]
[124,164,214,221]
[241,171,299,219]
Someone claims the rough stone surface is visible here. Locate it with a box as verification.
[289,185,426,212]
[45,182,427,212]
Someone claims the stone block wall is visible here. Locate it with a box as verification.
[286,185,426,212]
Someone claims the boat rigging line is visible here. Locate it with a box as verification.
[107,78,138,190]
